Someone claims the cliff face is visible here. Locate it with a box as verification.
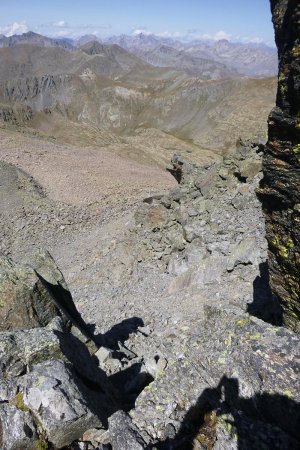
[258,0,300,331]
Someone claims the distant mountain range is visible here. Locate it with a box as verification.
[0,30,276,159]
[106,33,278,77]
[0,31,73,50]
[0,31,278,77]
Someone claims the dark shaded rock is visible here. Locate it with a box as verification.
[0,252,61,331]
[258,0,300,332]
[0,249,99,344]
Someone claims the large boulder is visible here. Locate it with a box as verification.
[0,251,62,331]
[0,249,98,342]
[108,410,147,450]
[0,317,114,449]
[130,306,300,448]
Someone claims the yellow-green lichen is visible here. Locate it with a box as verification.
[236,318,251,327]
[272,234,280,247]
[282,389,293,399]
[13,391,29,412]
[278,246,289,259]
[217,414,234,435]
[272,235,293,258]
[217,356,227,365]
[291,46,300,58]
[280,84,288,95]
[35,440,49,450]
[248,333,262,340]
[286,239,294,248]
[293,144,300,154]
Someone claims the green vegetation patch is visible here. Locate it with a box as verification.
[35,440,50,450]
[12,391,30,412]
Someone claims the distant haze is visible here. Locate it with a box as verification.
[0,0,275,46]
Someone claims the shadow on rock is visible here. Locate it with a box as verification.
[35,270,104,345]
[54,316,153,421]
[247,261,283,326]
[101,317,144,350]
[109,362,154,412]
[155,376,300,450]
[54,328,115,428]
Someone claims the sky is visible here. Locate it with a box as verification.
[0,0,275,46]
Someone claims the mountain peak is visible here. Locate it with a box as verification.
[80,40,105,55]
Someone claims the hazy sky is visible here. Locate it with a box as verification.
[0,0,275,45]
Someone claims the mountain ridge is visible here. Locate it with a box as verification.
[0,31,278,77]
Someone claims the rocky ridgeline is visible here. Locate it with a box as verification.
[105,140,279,323]
[135,142,267,278]
[102,143,299,449]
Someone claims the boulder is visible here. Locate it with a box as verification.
[0,252,61,331]
[0,318,113,449]
[109,410,147,450]
[23,359,101,448]
[0,404,37,450]
[226,237,260,271]
[131,306,300,447]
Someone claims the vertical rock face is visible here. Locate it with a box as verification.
[259,0,300,332]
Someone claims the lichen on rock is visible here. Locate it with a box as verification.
[258,0,300,332]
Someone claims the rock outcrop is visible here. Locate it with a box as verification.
[0,251,63,331]
[0,317,114,449]
[258,0,300,332]
[130,305,300,449]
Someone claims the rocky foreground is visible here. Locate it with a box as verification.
[0,138,299,449]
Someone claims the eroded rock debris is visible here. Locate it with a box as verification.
[0,139,299,449]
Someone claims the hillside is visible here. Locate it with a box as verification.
[139,44,237,79]
[0,39,276,164]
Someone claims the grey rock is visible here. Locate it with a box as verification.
[131,306,300,445]
[0,404,37,450]
[23,360,102,448]
[167,255,189,276]
[109,410,147,450]
[226,237,260,272]
[95,347,113,365]
[82,428,110,445]
[238,158,262,180]
[0,318,113,449]
[168,255,227,293]
[144,356,167,378]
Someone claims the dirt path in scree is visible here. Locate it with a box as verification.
[0,128,175,207]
